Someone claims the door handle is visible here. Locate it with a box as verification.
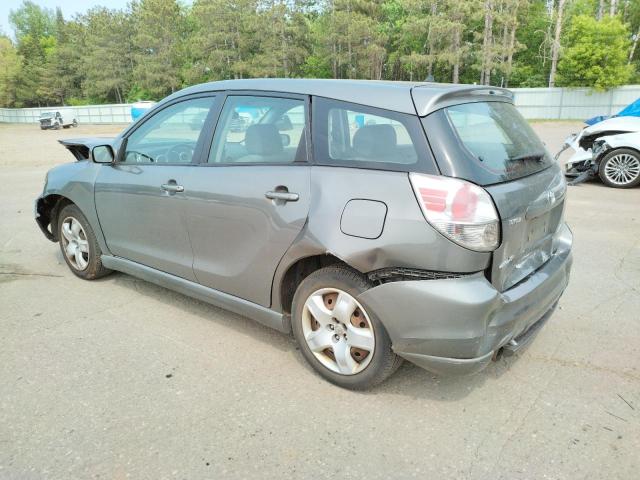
[161,183,184,193]
[265,191,299,202]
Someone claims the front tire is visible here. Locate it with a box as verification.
[291,265,402,390]
[57,204,111,280]
[598,148,640,188]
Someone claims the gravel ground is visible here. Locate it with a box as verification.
[1,122,639,479]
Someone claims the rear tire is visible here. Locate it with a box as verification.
[598,148,640,188]
[57,204,111,280]
[291,265,402,390]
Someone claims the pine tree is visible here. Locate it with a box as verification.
[131,0,185,98]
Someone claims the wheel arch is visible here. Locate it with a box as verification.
[36,187,110,255]
[598,145,640,164]
[276,253,358,318]
[38,161,111,254]
[36,194,74,242]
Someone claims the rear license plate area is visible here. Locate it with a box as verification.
[526,214,549,248]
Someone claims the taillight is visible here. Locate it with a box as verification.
[409,173,500,252]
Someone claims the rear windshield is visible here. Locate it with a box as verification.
[444,102,553,181]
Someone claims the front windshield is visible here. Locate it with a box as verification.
[445,102,553,180]
[40,112,54,118]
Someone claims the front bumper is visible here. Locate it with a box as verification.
[358,223,573,376]
[565,159,591,178]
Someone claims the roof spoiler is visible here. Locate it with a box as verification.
[411,85,514,117]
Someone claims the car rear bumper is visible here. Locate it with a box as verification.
[358,223,573,376]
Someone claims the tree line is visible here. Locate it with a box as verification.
[0,0,639,108]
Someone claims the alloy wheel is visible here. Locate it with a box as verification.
[301,288,375,375]
[60,216,90,271]
[604,153,640,186]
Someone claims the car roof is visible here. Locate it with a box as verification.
[164,79,514,116]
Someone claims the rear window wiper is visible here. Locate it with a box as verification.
[507,152,546,163]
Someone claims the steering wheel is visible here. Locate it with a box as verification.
[125,150,155,163]
[166,143,195,163]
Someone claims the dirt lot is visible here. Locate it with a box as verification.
[1,122,639,479]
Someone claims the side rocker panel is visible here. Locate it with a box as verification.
[102,255,287,332]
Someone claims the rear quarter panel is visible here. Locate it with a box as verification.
[271,166,491,311]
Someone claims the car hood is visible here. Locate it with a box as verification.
[582,116,640,136]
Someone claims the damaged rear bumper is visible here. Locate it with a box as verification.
[358,223,573,376]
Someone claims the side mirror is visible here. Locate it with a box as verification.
[92,145,115,163]
[280,134,291,147]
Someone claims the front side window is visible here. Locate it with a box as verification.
[123,97,215,164]
[208,96,306,164]
[313,98,428,171]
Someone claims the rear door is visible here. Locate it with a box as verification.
[184,92,311,307]
[422,101,566,291]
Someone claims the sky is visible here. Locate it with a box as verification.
[1,0,131,38]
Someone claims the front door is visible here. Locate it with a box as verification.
[185,94,311,306]
[95,95,217,281]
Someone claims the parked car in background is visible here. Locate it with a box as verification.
[559,116,640,188]
[34,79,573,389]
[39,110,78,130]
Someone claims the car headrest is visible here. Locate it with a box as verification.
[245,124,283,156]
[353,124,397,159]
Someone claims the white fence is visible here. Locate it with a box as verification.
[512,85,640,120]
[0,104,134,124]
[1,85,640,123]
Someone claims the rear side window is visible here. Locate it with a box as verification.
[313,97,435,172]
[444,102,554,179]
[208,95,307,164]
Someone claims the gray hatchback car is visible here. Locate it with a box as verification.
[35,79,572,389]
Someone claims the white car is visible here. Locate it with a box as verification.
[39,110,78,130]
[559,117,640,188]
